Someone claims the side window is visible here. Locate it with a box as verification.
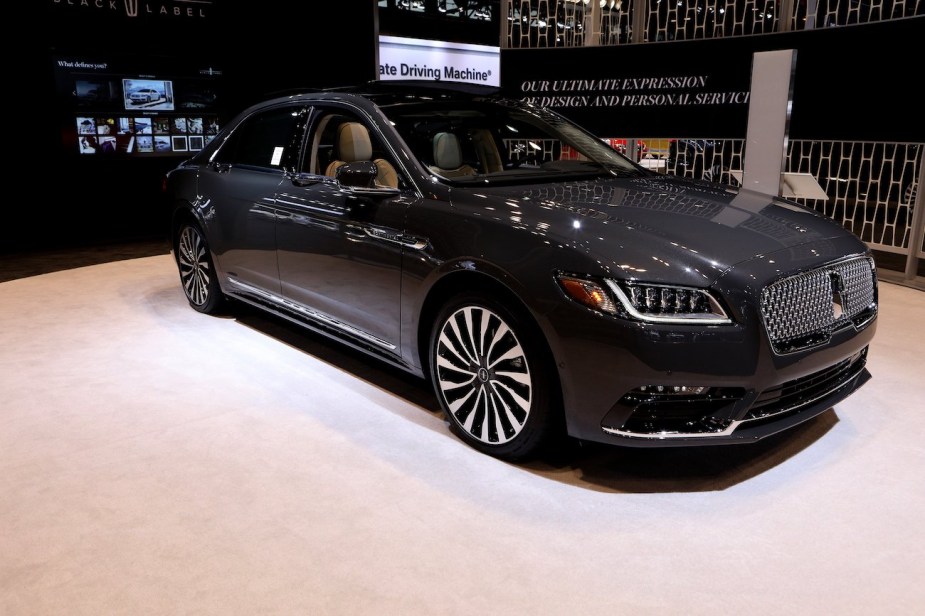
[306,112,351,175]
[214,106,307,170]
[305,109,405,189]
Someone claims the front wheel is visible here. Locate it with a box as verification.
[429,294,559,461]
[175,221,224,314]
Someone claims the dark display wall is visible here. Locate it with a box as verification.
[9,0,375,253]
[500,17,923,142]
[9,5,920,255]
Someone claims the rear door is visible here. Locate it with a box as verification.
[198,105,309,294]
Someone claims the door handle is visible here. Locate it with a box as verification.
[292,172,323,187]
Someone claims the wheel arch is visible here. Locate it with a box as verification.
[416,268,562,403]
[418,268,570,459]
[169,200,204,250]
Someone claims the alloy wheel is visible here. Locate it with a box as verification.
[177,226,211,307]
[434,305,532,445]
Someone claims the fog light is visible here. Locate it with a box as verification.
[637,385,709,395]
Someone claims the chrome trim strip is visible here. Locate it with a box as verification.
[364,226,429,250]
[601,421,742,440]
[228,278,397,351]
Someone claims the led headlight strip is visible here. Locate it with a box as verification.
[556,274,731,325]
[605,279,731,324]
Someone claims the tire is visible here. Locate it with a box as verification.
[175,221,224,314]
[429,293,559,461]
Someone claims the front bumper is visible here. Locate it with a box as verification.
[545,252,878,447]
[599,346,870,445]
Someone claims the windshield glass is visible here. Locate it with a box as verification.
[378,98,644,183]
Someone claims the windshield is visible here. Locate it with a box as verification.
[379,98,644,183]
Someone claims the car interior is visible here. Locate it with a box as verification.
[311,116,399,189]
[429,132,476,177]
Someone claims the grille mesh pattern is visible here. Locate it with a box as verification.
[760,257,876,353]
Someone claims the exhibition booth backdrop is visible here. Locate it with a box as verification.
[12,2,923,280]
[500,16,924,278]
[500,18,921,143]
[14,0,376,253]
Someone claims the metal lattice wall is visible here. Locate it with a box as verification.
[645,0,781,41]
[786,141,922,254]
[504,0,924,47]
[633,137,922,256]
[505,135,923,258]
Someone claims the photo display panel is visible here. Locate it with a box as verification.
[55,55,223,157]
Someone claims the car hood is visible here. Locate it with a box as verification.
[455,174,862,286]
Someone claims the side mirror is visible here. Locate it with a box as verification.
[336,161,378,188]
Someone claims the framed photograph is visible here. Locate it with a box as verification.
[133,117,152,134]
[75,79,116,108]
[96,117,116,135]
[136,136,154,153]
[98,136,117,154]
[188,135,204,151]
[171,135,188,152]
[122,78,175,111]
[78,135,99,154]
[77,117,96,135]
[116,134,135,153]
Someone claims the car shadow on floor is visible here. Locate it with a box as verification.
[525,413,838,493]
[228,299,838,494]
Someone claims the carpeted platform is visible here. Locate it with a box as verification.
[1,255,923,614]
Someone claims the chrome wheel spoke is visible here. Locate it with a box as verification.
[178,226,211,307]
[436,304,532,446]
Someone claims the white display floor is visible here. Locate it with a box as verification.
[2,255,923,614]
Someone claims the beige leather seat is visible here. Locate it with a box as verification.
[429,132,476,178]
[470,128,503,173]
[325,122,398,188]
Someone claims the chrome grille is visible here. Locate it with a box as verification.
[760,257,876,353]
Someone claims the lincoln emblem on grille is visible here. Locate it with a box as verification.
[830,272,845,320]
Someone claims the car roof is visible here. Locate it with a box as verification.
[259,80,503,108]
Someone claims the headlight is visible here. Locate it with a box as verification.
[607,280,731,324]
[556,275,731,324]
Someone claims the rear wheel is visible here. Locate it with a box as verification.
[429,293,559,461]
[175,222,224,314]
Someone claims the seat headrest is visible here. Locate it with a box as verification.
[336,122,372,162]
[433,132,462,170]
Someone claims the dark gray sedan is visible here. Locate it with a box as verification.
[164,82,877,461]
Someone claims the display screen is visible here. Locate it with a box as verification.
[55,55,223,157]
